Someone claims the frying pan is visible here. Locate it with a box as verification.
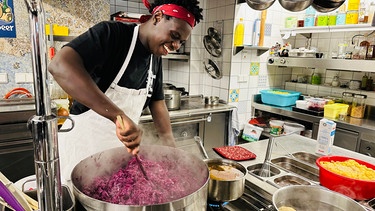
[194,136,246,202]
[71,145,209,210]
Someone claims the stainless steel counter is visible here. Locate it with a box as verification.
[252,94,375,132]
[140,96,235,123]
[252,94,375,156]
[209,134,375,210]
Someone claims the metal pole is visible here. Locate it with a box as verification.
[24,0,63,210]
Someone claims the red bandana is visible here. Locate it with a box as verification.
[140,0,195,28]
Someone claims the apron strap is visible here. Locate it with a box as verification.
[110,25,139,88]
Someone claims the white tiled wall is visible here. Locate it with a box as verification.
[110,0,375,130]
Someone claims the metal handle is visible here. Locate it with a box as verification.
[170,117,207,125]
[57,116,74,132]
[194,136,209,159]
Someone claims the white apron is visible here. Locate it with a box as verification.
[58,25,154,184]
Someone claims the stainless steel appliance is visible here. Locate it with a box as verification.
[0,103,35,183]
[139,96,232,159]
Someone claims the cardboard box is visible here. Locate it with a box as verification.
[315,118,336,155]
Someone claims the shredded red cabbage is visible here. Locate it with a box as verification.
[82,156,204,205]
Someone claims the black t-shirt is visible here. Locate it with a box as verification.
[65,21,164,114]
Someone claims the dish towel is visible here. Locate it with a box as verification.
[229,107,240,146]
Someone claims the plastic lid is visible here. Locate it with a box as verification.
[342,92,354,97]
[353,94,367,99]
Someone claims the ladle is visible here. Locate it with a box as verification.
[116,115,149,180]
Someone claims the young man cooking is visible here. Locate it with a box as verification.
[48,0,203,184]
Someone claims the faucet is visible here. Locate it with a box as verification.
[24,0,63,210]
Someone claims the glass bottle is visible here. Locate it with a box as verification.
[361,73,368,90]
[311,71,321,85]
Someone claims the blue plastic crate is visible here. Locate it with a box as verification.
[260,89,301,107]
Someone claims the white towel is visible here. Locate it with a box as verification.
[228,107,240,146]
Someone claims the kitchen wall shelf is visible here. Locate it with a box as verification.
[162,53,190,61]
[280,24,375,39]
[267,57,375,72]
[234,45,269,56]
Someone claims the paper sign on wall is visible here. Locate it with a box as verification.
[0,0,16,38]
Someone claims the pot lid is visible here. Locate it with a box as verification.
[204,59,222,80]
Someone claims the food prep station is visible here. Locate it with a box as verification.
[204,134,375,210]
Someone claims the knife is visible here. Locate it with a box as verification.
[116,115,149,180]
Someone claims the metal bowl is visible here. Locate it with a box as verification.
[312,0,345,12]
[245,0,275,10]
[273,185,366,211]
[278,0,313,12]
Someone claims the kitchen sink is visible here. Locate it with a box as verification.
[247,163,281,178]
[271,174,313,188]
[292,151,320,166]
[271,157,319,182]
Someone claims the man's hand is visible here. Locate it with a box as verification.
[116,115,142,154]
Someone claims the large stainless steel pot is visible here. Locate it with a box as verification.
[273,185,366,211]
[164,89,181,110]
[71,145,209,211]
[195,137,246,202]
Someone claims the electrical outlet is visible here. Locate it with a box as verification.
[0,73,8,83]
[25,73,34,83]
[15,73,26,83]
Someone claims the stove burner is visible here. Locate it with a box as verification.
[207,199,229,210]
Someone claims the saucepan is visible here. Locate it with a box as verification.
[194,136,246,202]
[273,185,366,210]
[71,145,209,210]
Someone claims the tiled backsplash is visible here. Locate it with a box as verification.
[0,0,109,97]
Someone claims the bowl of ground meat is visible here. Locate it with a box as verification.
[71,145,209,210]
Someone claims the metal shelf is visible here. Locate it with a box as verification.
[162,53,190,61]
[280,24,375,39]
[267,57,375,72]
[234,45,269,56]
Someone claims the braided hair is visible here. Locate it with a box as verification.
[149,0,204,25]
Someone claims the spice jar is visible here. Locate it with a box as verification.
[342,92,354,115]
[350,94,367,118]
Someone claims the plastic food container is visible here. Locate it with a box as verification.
[283,122,305,135]
[260,89,301,107]
[324,103,349,119]
[242,123,264,142]
[316,155,375,200]
[269,120,284,135]
[350,94,367,119]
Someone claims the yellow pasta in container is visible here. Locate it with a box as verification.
[316,155,375,200]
